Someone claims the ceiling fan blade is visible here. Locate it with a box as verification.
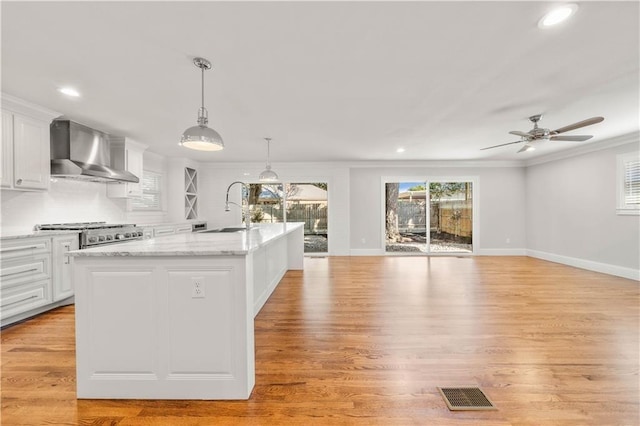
[552,117,604,134]
[480,140,525,151]
[550,135,593,142]
[509,130,530,138]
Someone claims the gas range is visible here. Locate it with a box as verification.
[35,222,143,249]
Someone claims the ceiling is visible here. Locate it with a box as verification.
[2,1,638,163]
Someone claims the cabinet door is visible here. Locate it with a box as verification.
[52,235,79,301]
[13,113,50,190]
[1,110,13,188]
[126,148,143,198]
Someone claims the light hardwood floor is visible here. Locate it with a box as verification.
[2,256,639,425]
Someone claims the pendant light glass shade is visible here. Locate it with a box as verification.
[259,137,279,182]
[179,57,224,151]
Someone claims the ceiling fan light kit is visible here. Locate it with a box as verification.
[180,57,225,152]
[481,114,604,153]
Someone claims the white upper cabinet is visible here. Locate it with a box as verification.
[1,94,59,191]
[1,110,14,188]
[107,137,147,198]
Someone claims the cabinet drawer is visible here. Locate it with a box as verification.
[1,279,51,320]
[0,253,51,288]
[153,227,176,237]
[0,237,51,260]
[175,225,192,234]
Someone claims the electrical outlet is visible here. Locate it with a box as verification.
[506,238,511,244]
[191,278,205,299]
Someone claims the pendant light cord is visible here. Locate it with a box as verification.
[201,66,205,110]
[266,138,272,167]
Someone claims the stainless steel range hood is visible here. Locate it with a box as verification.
[50,120,139,183]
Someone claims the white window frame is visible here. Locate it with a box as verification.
[616,151,640,215]
[131,170,163,211]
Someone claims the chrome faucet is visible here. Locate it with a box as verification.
[225,181,251,230]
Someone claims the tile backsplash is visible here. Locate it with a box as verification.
[0,179,165,235]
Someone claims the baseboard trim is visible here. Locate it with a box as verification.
[476,248,527,256]
[350,249,385,256]
[526,249,640,281]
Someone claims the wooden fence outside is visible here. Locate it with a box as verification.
[252,203,328,235]
[397,200,472,238]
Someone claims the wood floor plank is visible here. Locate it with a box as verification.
[1,256,638,425]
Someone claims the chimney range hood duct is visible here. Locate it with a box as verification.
[50,120,139,183]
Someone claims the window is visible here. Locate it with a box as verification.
[131,170,162,211]
[617,151,640,215]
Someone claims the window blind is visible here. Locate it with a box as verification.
[624,158,640,206]
[131,171,162,210]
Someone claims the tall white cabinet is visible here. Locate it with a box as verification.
[1,94,59,191]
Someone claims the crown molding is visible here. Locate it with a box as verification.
[1,92,60,121]
[192,159,524,169]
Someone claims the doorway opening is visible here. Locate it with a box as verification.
[245,182,328,254]
[285,183,328,254]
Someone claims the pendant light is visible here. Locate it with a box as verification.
[179,57,224,151]
[258,137,279,182]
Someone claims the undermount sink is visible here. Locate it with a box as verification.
[203,227,248,233]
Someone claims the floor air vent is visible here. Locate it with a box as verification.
[438,387,496,411]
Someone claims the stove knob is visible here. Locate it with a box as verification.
[115,234,125,240]
[106,235,113,241]
[98,235,106,242]
[88,236,98,243]
[137,231,143,237]
[124,232,132,238]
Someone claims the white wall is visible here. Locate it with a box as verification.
[525,139,640,279]
[349,165,527,255]
[198,161,527,256]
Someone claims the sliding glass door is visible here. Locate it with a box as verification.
[285,183,328,253]
[245,182,329,254]
[385,180,473,254]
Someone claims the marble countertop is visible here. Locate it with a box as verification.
[1,230,81,240]
[68,223,304,257]
[137,220,207,228]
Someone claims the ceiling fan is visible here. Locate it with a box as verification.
[481,114,604,153]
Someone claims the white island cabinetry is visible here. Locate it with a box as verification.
[69,223,304,400]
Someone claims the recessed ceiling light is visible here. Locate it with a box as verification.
[538,4,578,28]
[396,148,405,153]
[58,87,80,97]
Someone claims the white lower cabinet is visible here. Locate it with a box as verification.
[1,233,79,326]
[153,226,176,237]
[174,224,192,234]
[0,237,53,324]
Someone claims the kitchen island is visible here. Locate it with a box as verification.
[68,223,304,400]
